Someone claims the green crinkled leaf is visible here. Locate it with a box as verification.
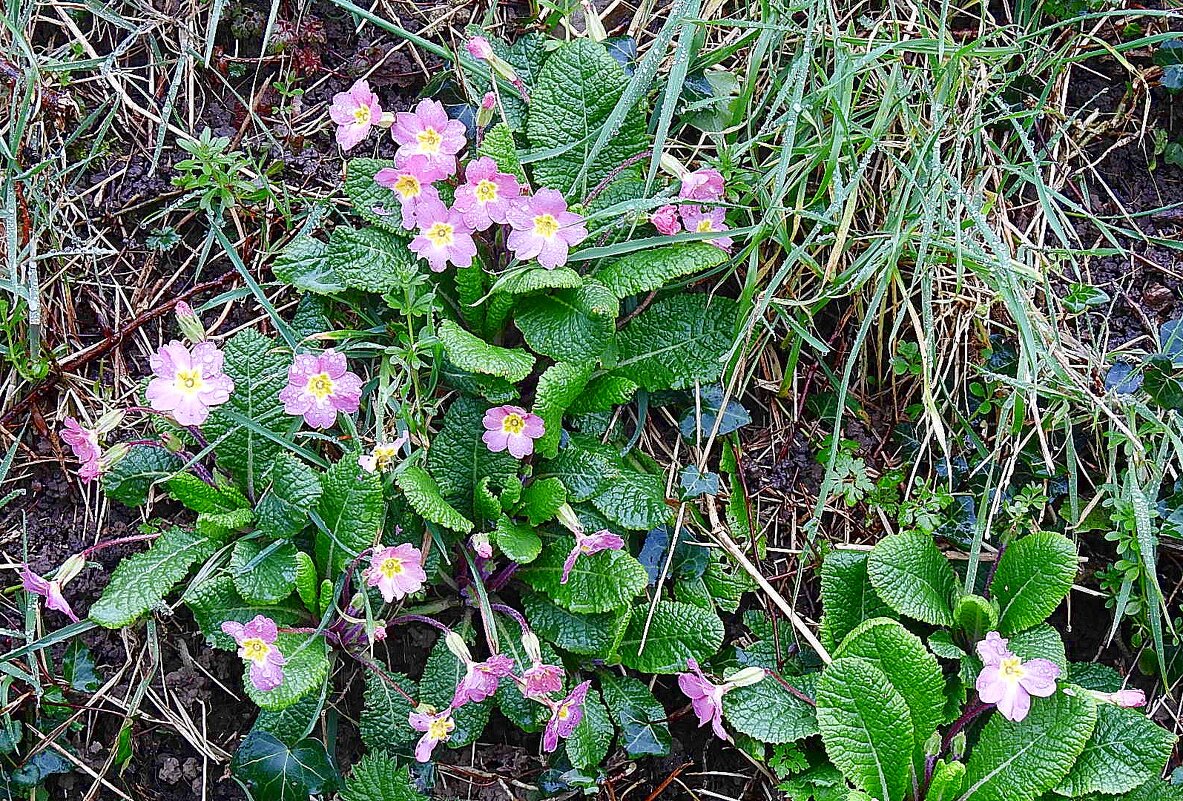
[419,637,491,747]
[523,591,630,657]
[453,262,487,334]
[204,330,293,494]
[722,673,817,744]
[255,455,323,539]
[437,319,534,382]
[104,445,178,507]
[815,656,914,801]
[703,556,755,613]
[525,39,647,195]
[566,687,613,769]
[819,550,897,651]
[426,396,520,519]
[273,236,345,295]
[439,359,519,404]
[231,731,337,801]
[231,540,299,605]
[867,531,959,627]
[515,282,618,363]
[327,225,417,294]
[315,457,383,576]
[992,532,1077,635]
[476,123,526,184]
[591,468,671,530]
[185,575,303,647]
[536,439,622,502]
[1054,703,1176,797]
[496,267,583,294]
[90,526,223,628]
[962,689,1096,801]
[1068,662,1123,692]
[615,294,738,391]
[396,466,473,533]
[519,477,566,525]
[926,760,966,801]
[520,535,647,614]
[1007,623,1067,672]
[361,671,417,753]
[252,686,325,746]
[344,158,406,233]
[595,243,729,299]
[618,600,724,673]
[533,361,593,459]
[493,516,542,563]
[567,375,639,414]
[244,633,331,711]
[342,754,427,801]
[295,552,318,613]
[167,473,249,515]
[289,294,330,341]
[598,672,671,758]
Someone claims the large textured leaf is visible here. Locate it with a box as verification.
[395,467,473,533]
[419,637,491,747]
[360,671,417,753]
[536,439,622,502]
[962,690,1096,801]
[342,754,427,801]
[532,361,593,459]
[244,633,331,711]
[590,468,671,530]
[515,282,618,363]
[231,540,299,605]
[185,575,303,648]
[476,123,526,183]
[426,396,519,519]
[327,225,416,293]
[344,158,405,233]
[519,535,647,614]
[867,531,959,626]
[722,673,817,744]
[819,550,897,651]
[615,294,738,391]
[273,236,345,295]
[90,526,223,628]
[496,266,582,294]
[230,731,337,801]
[525,39,647,194]
[598,672,671,758]
[595,243,729,299]
[566,687,613,770]
[314,457,383,576]
[255,455,322,539]
[816,657,914,801]
[1007,623,1068,672]
[251,686,325,746]
[567,374,639,414]
[1054,703,1176,797]
[493,516,542,563]
[103,445,178,506]
[618,600,724,673]
[991,532,1077,635]
[523,592,630,657]
[437,319,534,382]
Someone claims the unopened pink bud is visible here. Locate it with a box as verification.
[1111,689,1146,708]
[481,92,496,111]
[466,37,494,61]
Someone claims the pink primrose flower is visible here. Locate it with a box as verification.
[679,168,724,201]
[522,662,564,700]
[279,349,363,429]
[466,37,494,60]
[409,198,478,273]
[975,631,1060,722]
[453,157,520,231]
[60,417,102,483]
[221,615,287,692]
[560,529,626,584]
[364,543,427,603]
[651,204,681,235]
[481,405,544,459]
[453,653,515,707]
[374,154,442,230]
[542,680,590,752]
[391,99,466,181]
[145,340,235,426]
[505,189,588,269]
[409,706,456,762]
[330,79,383,151]
[21,565,79,621]
[679,205,733,252]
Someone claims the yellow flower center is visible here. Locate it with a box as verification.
[306,373,335,401]
[557,705,571,720]
[175,368,205,393]
[475,180,499,203]
[1000,657,1025,680]
[372,444,400,470]
[241,638,271,663]
[426,222,455,248]
[353,106,372,125]
[533,214,559,238]
[696,218,714,234]
[428,717,454,740]
[393,173,421,199]
[380,557,404,578]
[417,127,443,153]
[501,413,525,434]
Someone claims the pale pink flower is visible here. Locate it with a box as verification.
[453,653,515,707]
[391,99,467,181]
[470,531,493,559]
[522,663,564,699]
[409,706,455,762]
[146,340,235,426]
[560,529,626,584]
[364,543,427,603]
[330,79,383,151]
[505,190,588,269]
[453,157,520,231]
[374,154,442,230]
[542,681,590,752]
[466,36,494,60]
[975,631,1060,722]
[21,565,78,622]
[676,661,765,743]
[679,168,724,201]
[279,350,363,429]
[651,204,681,235]
[222,615,286,692]
[679,205,733,252]
[481,405,544,459]
[409,199,477,273]
[60,417,102,483]
[358,433,409,473]
[1110,689,1146,708]
[370,624,388,643]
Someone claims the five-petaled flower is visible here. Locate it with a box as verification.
[481,405,544,459]
[279,350,363,429]
[391,99,466,181]
[679,168,725,201]
[364,543,427,603]
[560,528,625,584]
[330,79,383,151]
[374,154,441,230]
[409,705,456,762]
[409,198,478,273]
[976,631,1060,722]
[453,653,515,707]
[453,157,520,232]
[679,205,733,253]
[60,417,102,483]
[146,340,235,426]
[542,681,590,752]
[676,661,764,743]
[358,433,409,473]
[522,662,564,700]
[222,615,287,692]
[651,204,681,235]
[21,563,80,622]
[505,189,588,269]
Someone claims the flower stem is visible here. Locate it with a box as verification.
[80,533,161,558]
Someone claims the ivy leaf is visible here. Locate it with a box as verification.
[722,674,817,744]
[536,439,622,502]
[230,731,338,801]
[103,445,178,506]
[342,754,427,801]
[315,457,383,576]
[615,294,738,391]
[591,468,671,530]
[523,592,630,657]
[244,633,331,711]
[231,540,300,605]
[617,600,724,673]
[361,671,417,753]
[62,641,101,692]
[90,526,223,628]
[991,532,1077,635]
[252,686,325,746]
[519,535,648,614]
[419,637,491,747]
[426,396,519,519]
[273,236,345,295]
[867,531,959,627]
[815,656,914,801]
[598,672,671,758]
[396,467,474,533]
[327,225,417,294]
[1054,703,1176,797]
[595,243,729,299]
[532,361,594,459]
[962,689,1096,801]
[255,455,323,539]
[819,551,896,650]
[566,686,614,770]
[437,319,534,382]
[344,158,406,233]
[515,282,619,363]
[493,517,543,563]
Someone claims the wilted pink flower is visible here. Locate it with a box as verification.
[279,350,363,429]
[542,681,590,752]
[480,92,496,110]
[505,189,588,269]
[409,198,477,273]
[370,624,388,643]
[358,433,409,473]
[453,653,514,707]
[676,661,764,743]
[976,631,1060,722]
[523,663,564,699]
[374,154,441,230]
[330,79,383,151]
[146,341,235,426]
[680,205,733,252]
[453,157,520,231]
[222,615,286,692]
[409,705,455,762]
[21,564,78,621]
[470,531,493,559]
[679,168,724,201]
[364,543,427,603]
[481,405,544,459]
[466,36,494,60]
[391,99,466,181]
[60,417,102,483]
[560,529,626,584]
[651,204,681,235]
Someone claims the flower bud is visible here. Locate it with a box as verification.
[580,0,607,41]
[466,36,494,61]
[660,152,688,180]
[470,531,493,559]
[555,503,584,537]
[726,666,765,688]
[95,408,125,434]
[377,111,396,128]
[1110,689,1146,708]
[521,631,542,664]
[100,442,130,471]
[444,630,473,663]
[175,301,206,343]
[56,554,87,586]
[476,92,496,128]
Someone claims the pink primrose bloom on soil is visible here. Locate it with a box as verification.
[330,79,383,151]
[542,681,590,752]
[452,653,515,707]
[453,157,520,231]
[481,405,544,459]
[505,189,588,269]
[391,99,467,181]
[60,417,102,483]
[374,154,441,230]
[409,198,478,273]
[221,615,287,692]
[364,543,427,603]
[21,565,79,622]
[679,205,733,253]
[145,340,235,426]
[679,168,725,201]
[409,706,456,762]
[975,631,1060,722]
[559,529,626,584]
[279,350,363,429]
